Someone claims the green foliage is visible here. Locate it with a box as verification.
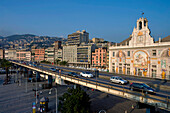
[0,59,11,68]
[59,86,90,113]
[59,61,68,66]
[55,59,61,65]
[40,60,51,64]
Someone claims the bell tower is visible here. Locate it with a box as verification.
[129,17,154,47]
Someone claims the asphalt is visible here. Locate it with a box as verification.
[1,72,170,113]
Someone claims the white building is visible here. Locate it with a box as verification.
[109,17,170,80]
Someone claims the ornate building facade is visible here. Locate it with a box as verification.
[109,17,170,80]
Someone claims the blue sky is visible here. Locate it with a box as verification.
[0,0,169,42]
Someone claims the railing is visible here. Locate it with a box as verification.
[11,61,170,111]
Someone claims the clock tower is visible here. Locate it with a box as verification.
[129,17,154,47]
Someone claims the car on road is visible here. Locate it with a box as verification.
[68,72,80,77]
[49,68,56,72]
[130,82,155,94]
[110,76,128,85]
[80,72,93,78]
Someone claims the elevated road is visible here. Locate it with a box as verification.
[11,61,170,111]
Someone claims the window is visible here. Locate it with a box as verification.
[126,64,130,66]
[152,70,157,78]
[119,63,122,66]
[127,68,130,75]
[152,65,157,68]
[112,66,115,73]
[152,50,156,56]
[113,52,115,57]
[127,51,130,56]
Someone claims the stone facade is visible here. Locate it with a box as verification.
[109,17,170,80]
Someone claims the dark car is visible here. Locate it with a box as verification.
[130,82,155,94]
[68,72,80,77]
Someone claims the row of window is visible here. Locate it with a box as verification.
[112,50,157,57]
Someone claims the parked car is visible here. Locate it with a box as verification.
[130,82,155,94]
[68,72,80,77]
[49,68,56,72]
[80,72,93,78]
[110,76,128,85]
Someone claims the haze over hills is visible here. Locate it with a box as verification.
[0,34,67,49]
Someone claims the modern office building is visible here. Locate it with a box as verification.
[5,49,17,60]
[55,49,63,61]
[67,30,89,45]
[63,45,77,63]
[45,47,55,63]
[34,48,45,62]
[92,47,107,68]
[109,17,170,80]
[63,44,96,67]
[16,50,31,61]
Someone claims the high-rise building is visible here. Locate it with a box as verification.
[67,30,89,45]
[63,44,96,67]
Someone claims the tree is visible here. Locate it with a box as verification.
[55,59,61,65]
[59,85,90,113]
[0,59,11,83]
[59,61,68,66]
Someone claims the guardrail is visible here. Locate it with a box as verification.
[11,61,170,111]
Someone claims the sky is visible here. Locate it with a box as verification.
[0,0,169,43]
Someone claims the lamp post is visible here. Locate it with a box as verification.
[49,87,58,113]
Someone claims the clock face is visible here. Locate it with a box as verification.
[138,36,143,42]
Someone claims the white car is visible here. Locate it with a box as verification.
[80,72,93,78]
[110,76,128,85]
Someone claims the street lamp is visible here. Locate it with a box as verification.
[49,86,58,113]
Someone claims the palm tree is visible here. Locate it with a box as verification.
[0,59,11,83]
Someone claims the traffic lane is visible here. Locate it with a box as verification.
[52,65,170,86]
[22,64,170,101]
[95,77,170,96]
[63,74,169,100]
[40,64,170,94]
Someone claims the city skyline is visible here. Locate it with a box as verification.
[0,0,169,43]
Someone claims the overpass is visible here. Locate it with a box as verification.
[11,61,170,111]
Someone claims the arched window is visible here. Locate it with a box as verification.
[144,20,146,26]
[139,21,142,30]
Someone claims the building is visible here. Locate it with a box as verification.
[45,47,55,63]
[34,48,45,62]
[109,17,170,80]
[0,49,4,59]
[63,45,77,63]
[67,30,89,45]
[55,49,63,62]
[16,50,31,61]
[54,41,62,50]
[4,49,17,60]
[63,44,96,67]
[92,47,107,68]
[92,38,104,43]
